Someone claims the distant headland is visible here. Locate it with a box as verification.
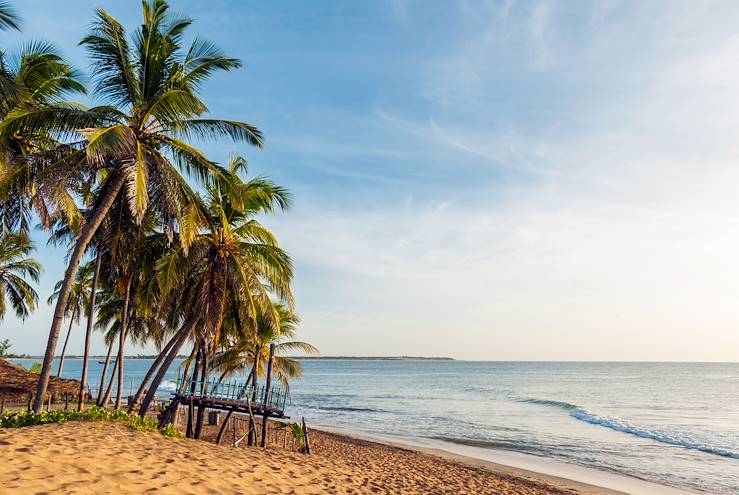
[8,355,455,361]
[292,356,455,361]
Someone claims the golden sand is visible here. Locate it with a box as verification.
[0,421,590,494]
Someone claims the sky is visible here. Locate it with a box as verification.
[2,0,739,361]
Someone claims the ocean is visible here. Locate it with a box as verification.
[13,359,738,494]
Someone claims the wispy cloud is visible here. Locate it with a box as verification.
[5,1,739,360]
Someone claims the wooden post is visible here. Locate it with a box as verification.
[208,410,220,426]
[260,344,276,448]
[302,417,311,455]
[64,393,69,410]
[27,395,32,412]
[186,398,194,438]
[1,396,5,414]
[232,412,236,446]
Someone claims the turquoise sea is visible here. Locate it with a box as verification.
[14,359,739,494]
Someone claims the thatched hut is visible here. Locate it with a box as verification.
[0,359,80,411]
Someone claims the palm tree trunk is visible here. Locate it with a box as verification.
[56,312,76,377]
[34,173,126,412]
[113,333,127,410]
[79,254,101,411]
[138,316,199,418]
[96,339,114,405]
[100,353,118,406]
[186,342,202,437]
[114,278,133,411]
[190,342,203,394]
[194,340,209,440]
[126,333,178,413]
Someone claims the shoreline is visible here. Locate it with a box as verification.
[0,420,596,494]
[310,425,699,495]
[0,417,705,494]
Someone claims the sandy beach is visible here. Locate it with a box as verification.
[0,420,615,495]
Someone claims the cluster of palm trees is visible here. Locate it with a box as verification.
[0,1,316,418]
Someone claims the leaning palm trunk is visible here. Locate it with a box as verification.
[114,279,133,410]
[79,255,101,410]
[96,339,114,404]
[138,316,199,418]
[100,354,118,406]
[34,174,126,412]
[56,311,76,377]
[126,334,178,413]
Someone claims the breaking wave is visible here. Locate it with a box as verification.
[521,397,739,460]
[158,379,178,392]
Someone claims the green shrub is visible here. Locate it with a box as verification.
[0,406,180,438]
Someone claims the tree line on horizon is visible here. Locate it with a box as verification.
[0,0,317,419]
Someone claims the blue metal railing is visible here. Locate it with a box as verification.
[174,375,287,411]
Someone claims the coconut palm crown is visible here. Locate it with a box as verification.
[10,0,266,412]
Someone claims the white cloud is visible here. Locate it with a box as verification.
[270,1,739,360]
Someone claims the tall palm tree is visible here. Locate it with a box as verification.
[136,157,293,417]
[1,0,264,412]
[0,231,40,321]
[48,261,93,376]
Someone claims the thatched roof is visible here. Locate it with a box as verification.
[0,359,80,398]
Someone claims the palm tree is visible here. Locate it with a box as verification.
[209,302,315,444]
[1,0,264,412]
[0,231,40,321]
[48,262,93,376]
[136,157,293,417]
[212,305,318,390]
[0,41,86,234]
[0,2,20,31]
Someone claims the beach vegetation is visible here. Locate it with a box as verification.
[13,0,264,412]
[134,155,295,419]
[0,232,41,321]
[0,406,183,438]
[275,421,307,452]
[0,0,313,440]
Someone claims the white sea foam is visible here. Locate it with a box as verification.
[158,379,177,392]
[522,397,739,460]
[570,408,739,460]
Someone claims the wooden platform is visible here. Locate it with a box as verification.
[171,376,288,418]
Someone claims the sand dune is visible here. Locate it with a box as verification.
[0,421,583,494]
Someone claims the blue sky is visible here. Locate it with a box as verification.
[3,1,739,360]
